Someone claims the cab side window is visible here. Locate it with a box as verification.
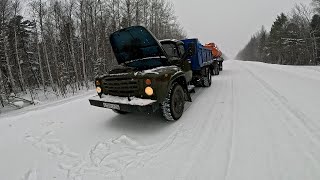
[162,43,179,58]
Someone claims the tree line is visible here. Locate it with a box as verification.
[0,0,186,106]
[236,1,320,65]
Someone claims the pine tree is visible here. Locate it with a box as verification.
[282,22,306,65]
[257,26,268,62]
[268,13,288,64]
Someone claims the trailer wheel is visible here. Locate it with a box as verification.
[215,64,220,75]
[161,82,185,121]
[211,67,216,76]
[203,68,212,87]
[113,109,129,114]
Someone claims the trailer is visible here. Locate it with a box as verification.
[205,42,224,71]
[182,39,220,76]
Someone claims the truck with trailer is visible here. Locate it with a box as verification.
[89,26,219,121]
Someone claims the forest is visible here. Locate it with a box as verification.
[236,0,320,66]
[0,0,186,107]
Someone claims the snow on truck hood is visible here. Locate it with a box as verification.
[104,66,181,77]
[109,26,167,64]
[134,66,180,76]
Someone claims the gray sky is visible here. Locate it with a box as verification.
[173,0,312,57]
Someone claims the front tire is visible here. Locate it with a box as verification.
[161,83,185,121]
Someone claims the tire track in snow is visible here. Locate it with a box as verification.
[22,86,210,180]
[175,96,223,178]
[223,79,237,180]
[24,125,187,180]
[243,65,320,168]
[174,72,234,179]
[244,66,320,141]
[25,131,80,158]
[21,169,38,180]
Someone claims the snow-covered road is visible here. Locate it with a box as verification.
[1,60,320,180]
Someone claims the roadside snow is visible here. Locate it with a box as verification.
[13,101,24,108]
[243,61,320,81]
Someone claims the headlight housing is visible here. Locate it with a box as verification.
[95,80,101,86]
[145,87,154,96]
[145,79,152,86]
[96,87,102,94]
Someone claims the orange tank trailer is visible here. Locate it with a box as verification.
[205,43,222,58]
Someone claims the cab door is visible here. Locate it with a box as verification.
[161,41,193,83]
[178,44,193,83]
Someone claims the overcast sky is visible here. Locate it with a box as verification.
[173,0,312,57]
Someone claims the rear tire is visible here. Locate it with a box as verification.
[203,68,212,87]
[215,65,220,75]
[112,109,129,114]
[210,68,215,76]
[161,83,185,121]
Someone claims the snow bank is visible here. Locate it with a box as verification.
[13,101,24,108]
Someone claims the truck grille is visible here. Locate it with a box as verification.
[103,77,139,97]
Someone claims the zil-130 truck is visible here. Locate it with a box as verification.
[89,26,219,121]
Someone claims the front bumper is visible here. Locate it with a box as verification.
[89,95,159,113]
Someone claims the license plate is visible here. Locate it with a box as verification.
[103,103,120,110]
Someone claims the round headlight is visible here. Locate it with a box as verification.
[96,87,102,94]
[145,87,154,96]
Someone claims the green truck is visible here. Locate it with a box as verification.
[89,26,219,121]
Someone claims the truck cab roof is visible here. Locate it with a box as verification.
[160,39,184,45]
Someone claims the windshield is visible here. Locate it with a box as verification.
[125,57,167,71]
[110,26,166,64]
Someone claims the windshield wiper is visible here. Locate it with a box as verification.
[125,56,166,64]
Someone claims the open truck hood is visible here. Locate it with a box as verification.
[110,26,167,64]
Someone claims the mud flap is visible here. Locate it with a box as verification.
[185,87,193,102]
[186,92,192,102]
[182,84,192,102]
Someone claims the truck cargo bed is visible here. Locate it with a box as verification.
[182,39,215,70]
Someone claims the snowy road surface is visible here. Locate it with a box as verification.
[1,60,320,180]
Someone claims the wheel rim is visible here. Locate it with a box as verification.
[172,87,184,116]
